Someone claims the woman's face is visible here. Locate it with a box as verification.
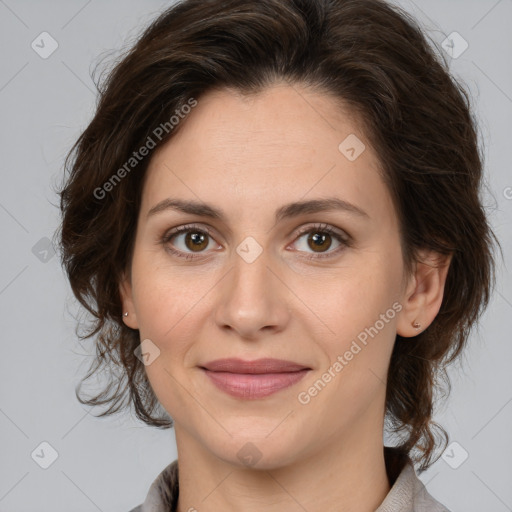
[120,84,417,468]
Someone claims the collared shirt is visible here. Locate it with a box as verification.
[129,448,450,512]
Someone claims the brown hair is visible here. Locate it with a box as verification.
[55,0,501,471]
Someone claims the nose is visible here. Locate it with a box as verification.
[213,242,291,340]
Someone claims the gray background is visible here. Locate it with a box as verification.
[0,0,511,510]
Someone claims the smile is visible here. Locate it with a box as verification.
[199,358,311,399]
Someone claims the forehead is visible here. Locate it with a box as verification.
[152,84,368,162]
[141,84,394,227]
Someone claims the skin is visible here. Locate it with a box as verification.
[119,83,451,512]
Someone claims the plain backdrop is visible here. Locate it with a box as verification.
[0,1,511,511]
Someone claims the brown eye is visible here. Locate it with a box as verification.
[292,224,348,259]
[162,225,217,259]
[306,231,333,252]
[182,231,209,252]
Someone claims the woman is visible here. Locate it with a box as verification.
[56,0,499,510]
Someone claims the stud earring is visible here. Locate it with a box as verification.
[412,321,421,329]
[123,312,128,317]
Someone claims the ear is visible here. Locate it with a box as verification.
[396,250,452,337]
[119,269,139,330]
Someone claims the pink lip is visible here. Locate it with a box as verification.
[200,358,311,399]
[201,358,310,373]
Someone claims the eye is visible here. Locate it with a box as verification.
[161,224,219,260]
[290,223,349,259]
[161,222,350,261]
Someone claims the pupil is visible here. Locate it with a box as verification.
[187,232,207,251]
[310,232,331,252]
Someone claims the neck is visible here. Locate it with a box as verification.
[174,419,391,512]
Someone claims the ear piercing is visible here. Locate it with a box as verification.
[124,310,422,329]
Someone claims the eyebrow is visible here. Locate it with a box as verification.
[147,196,369,222]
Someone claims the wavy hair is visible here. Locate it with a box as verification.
[55,0,501,471]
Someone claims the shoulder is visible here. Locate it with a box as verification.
[405,464,451,511]
[378,450,451,512]
[127,460,179,512]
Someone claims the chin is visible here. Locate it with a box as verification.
[206,428,305,470]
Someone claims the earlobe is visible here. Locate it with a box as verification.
[119,270,139,329]
[396,251,452,338]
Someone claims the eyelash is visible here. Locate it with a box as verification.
[160,223,351,261]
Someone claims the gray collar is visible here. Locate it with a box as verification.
[135,450,450,512]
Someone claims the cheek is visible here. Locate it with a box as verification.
[130,246,204,334]
[299,251,401,385]
[302,297,398,428]
[297,260,399,338]
[130,256,216,386]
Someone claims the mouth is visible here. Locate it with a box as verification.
[199,358,311,399]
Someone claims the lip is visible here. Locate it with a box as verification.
[200,358,311,399]
[201,358,310,373]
